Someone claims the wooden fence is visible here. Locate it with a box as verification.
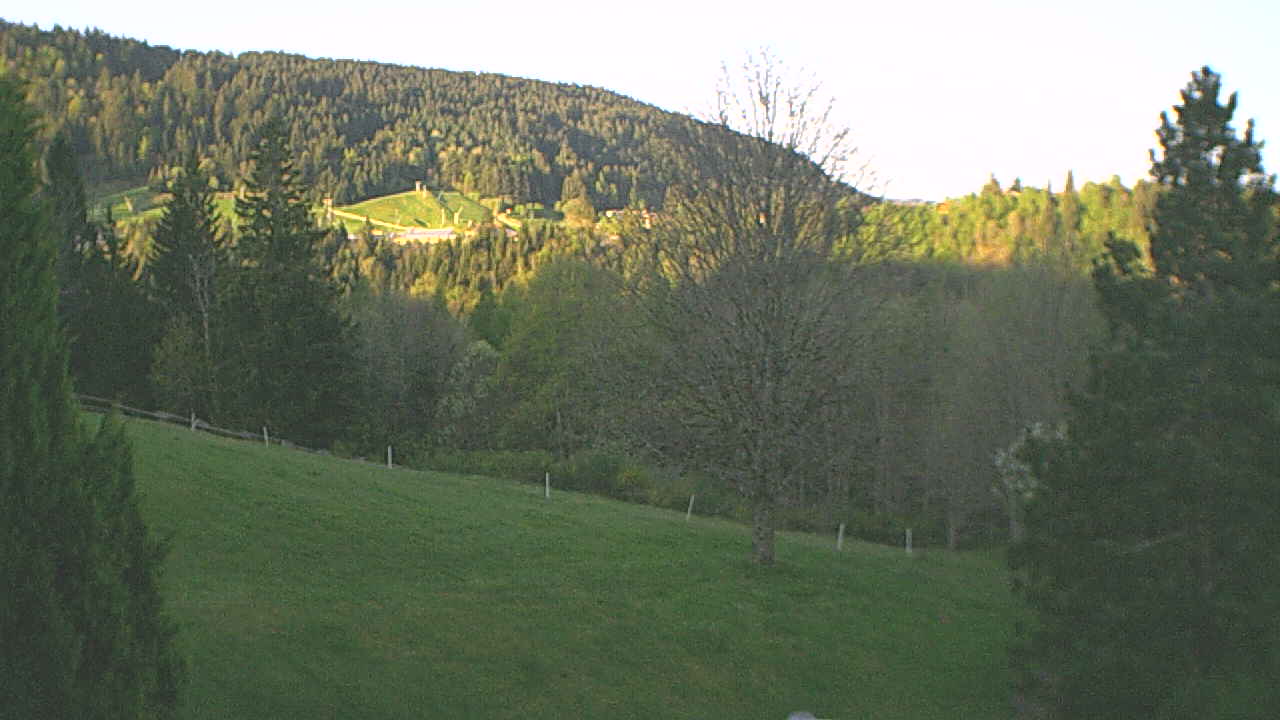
[73,393,349,460]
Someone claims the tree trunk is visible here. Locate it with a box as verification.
[1009,496,1025,543]
[751,501,776,565]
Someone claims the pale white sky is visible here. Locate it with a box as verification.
[5,0,1277,200]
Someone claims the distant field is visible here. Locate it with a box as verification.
[90,185,167,223]
[89,187,237,226]
[336,189,492,234]
[89,186,492,236]
[115,413,1021,719]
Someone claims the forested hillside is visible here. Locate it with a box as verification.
[1,18,1155,270]
[0,19,1174,553]
[0,19,714,207]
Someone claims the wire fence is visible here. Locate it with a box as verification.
[73,393,389,468]
[73,395,898,552]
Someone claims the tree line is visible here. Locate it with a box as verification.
[49,143,1125,556]
[5,18,1171,555]
[27,60,1155,554]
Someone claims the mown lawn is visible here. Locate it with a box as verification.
[121,415,1020,719]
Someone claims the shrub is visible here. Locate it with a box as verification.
[551,450,625,495]
[420,448,553,484]
[845,509,923,547]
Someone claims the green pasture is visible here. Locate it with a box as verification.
[116,414,1021,719]
[88,185,494,236]
[88,187,237,226]
[336,190,492,233]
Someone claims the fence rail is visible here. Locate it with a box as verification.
[72,394,368,463]
[77,394,266,442]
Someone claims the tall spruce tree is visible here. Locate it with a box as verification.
[1,75,182,720]
[1010,67,1280,719]
[149,154,224,418]
[150,154,223,327]
[47,133,160,406]
[221,118,354,446]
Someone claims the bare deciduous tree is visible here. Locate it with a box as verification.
[621,51,879,565]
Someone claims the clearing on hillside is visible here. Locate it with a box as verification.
[334,189,492,235]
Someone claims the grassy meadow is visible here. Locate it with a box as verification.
[87,185,493,236]
[90,186,237,226]
[337,189,492,233]
[118,414,1020,719]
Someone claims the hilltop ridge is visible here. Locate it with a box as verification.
[0,19,736,209]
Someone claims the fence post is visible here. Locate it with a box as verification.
[906,528,913,555]
[544,472,550,499]
[387,445,393,469]
[837,522,846,551]
[685,494,695,522]
[190,411,196,431]
[263,426,269,447]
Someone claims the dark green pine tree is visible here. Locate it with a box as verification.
[1148,68,1277,298]
[221,118,355,446]
[1010,67,1280,719]
[1058,170,1082,262]
[44,132,94,284]
[148,154,224,418]
[150,154,223,327]
[1,76,182,720]
[48,133,161,406]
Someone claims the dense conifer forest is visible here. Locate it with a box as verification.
[0,19,719,207]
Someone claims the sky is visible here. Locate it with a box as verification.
[5,0,1278,201]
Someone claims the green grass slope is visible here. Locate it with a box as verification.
[336,190,492,233]
[91,185,165,222]
[90,185,491,236]
[90,187,237,226]
[122,415,1019,719]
